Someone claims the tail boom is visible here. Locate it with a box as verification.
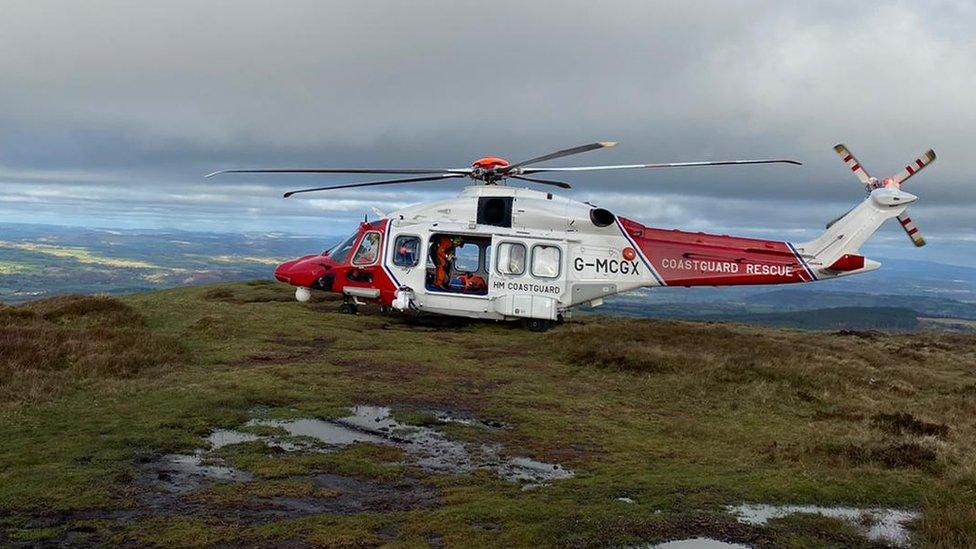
[617,186,913,287]
[618,218,819,287]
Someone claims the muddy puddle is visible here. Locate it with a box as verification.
[210,404,572,486]
[651,539,749,549]
[148,452,253,495]
[727,503,919,547]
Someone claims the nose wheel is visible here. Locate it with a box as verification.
[338,301,358,315]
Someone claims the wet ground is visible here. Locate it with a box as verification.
[2,404,922,547]
[141,404,572,522]
[0,404,572,546]
[727,503,919,547]
[209,405,573,485]
[651,539,750,549]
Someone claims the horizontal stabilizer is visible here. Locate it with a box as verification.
[827,254,865,271]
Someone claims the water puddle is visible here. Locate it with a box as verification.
[148,452,252,494]
[652,539,749,549]
[206,429,260,448]
[727,503,919,547]
[432,410,510,430]
[210,404,573,485]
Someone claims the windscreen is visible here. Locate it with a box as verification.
[326,232,359,264]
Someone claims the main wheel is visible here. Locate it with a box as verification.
[338,302,358,315]
[522,318,553,332]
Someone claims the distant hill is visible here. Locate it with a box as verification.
[0,222,972,331]
[718,306,920,331]
[742,289,976,320]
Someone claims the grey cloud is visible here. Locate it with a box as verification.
[0,1,972,263]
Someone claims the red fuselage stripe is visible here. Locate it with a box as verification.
[619,217,810,286]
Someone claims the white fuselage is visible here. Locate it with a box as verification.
[383,185,654,320]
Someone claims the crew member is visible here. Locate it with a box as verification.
[432,236,461,289]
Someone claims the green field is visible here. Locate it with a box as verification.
[1,281,974,547]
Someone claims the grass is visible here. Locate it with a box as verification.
[0,280,974,546]
[0,295,184,404]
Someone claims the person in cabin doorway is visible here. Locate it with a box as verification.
[432,236,462,289]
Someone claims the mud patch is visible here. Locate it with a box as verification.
[270,336,335,349]
[233,336,336,365]
[10,448,438,545]
[872,411,949,438]
[848,441,938,469]
[727,503,919,547]
[307,473,437,514]
[814,440,939,470]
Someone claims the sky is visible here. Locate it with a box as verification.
[0,1,974,265]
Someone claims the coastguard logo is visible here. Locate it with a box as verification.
[659,257,796,277]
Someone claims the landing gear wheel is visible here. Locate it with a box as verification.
[338,302,358,315]
[522,318,553,332]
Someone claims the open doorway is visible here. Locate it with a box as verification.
[426,234,491,295]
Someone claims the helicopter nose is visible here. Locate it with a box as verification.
[274,254,328,286]
[273,260,297,284]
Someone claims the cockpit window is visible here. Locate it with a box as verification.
[326,232,358,264]
[352,231,381,265]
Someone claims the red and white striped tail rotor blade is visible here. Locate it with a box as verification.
[897,213,926,247]
[891,149,937,187]
[833,144,873,186]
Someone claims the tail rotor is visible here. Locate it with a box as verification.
[833,143,936,247]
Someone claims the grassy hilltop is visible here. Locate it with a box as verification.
[1,281,975,547]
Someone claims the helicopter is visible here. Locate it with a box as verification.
[208,141,936,331]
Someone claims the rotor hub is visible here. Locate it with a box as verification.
[471,156,509,170]
[471,156,510,183]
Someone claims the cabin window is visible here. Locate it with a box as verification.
[352,231,381,266]
[531,244,561,279]
[393,235,420,267]
[496,242,526,275]
[454,243,480,272]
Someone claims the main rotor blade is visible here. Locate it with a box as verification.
[502,141,617,172]
[891,149,936,187]
[833,144,873,187]
[897,212,926,247]
[282,174,466,198]
[509,175,572,189]
[207,168,470,178]
[519,158,801,174]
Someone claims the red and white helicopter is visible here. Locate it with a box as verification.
[209,142,935,330]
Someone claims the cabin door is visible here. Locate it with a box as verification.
[489,237,564,320]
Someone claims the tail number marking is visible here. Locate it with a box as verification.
[574,257,641,275]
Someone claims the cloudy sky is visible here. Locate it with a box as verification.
[1,1,973,264]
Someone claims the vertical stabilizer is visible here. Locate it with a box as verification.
[795,186,917,274]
